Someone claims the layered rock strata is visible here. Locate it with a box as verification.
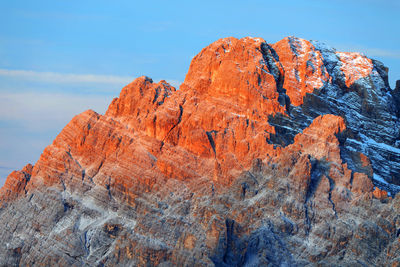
[1,36,400,266]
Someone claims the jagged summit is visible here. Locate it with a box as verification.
[1,36,400,266]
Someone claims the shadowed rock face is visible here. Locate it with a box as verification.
[1,36,400,266]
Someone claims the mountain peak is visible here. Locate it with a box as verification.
[1,36,400,266]
[3,35,397,194]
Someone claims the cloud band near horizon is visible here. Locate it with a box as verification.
[0,68,181,87]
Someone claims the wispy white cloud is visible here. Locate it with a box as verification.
[0,91,115,185]
[0,68,182,88]
[0,92,113,131]
[0,174,9,187]
[362,48,400,59]
[0,69,182,184]
[0,68,134,84]
[332,43,400,60]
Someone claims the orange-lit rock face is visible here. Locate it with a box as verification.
[336,52,373,87]
[183,37,285,112]
[0,164,32,204]
[373,187,388,200]
[26,109,168,202]
[272,114,376,202]
[1,36,399,267]
[106,76,176,131]
[290,114,346,162]
[163,37,289,182]
[272,37,330,106]
[2,36,381,201]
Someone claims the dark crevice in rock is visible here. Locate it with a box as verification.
[243,226,297,266]
[106,177,112,200]
[266,88,330,148]
[63,200,74,212]
[267,113,303,147]
[304,202,313,236]
[327,176,338,218]
[60,178,67,192]
[162,104,183,144]
[11,247,22,266]
[64,251,80,260]
[206,130,218,156]
[94,160,104,178]
[260,43,291,113]
[304,158,330,234]
[350,171,354,186]
[159,141,165,152]
[372,59,390,89]
[305,158,325,202]
[337,129,359,170]
[22,171,32,195]
[392,80,400,117]
[287,36,302,55]
[212,219,244,267]
[241,183,248,200]
[222,219,235,264]
[82,231,91,256]
[152,87,160,104]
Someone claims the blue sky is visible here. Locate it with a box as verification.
[0,0,399,185]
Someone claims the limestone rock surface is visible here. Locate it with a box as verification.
[1,36,400,266]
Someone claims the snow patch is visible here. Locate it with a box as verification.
[373,173,388,185]
[231,112,246,118]
[359,133,400,154]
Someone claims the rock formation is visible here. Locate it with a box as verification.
[1,36,400,266]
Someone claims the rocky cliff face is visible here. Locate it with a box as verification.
[1,36,400,266]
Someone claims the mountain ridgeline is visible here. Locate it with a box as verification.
[1,36,400,266]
